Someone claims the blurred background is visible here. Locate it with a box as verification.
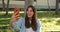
[0,0,60,32]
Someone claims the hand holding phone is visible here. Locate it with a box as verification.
[14,8,20,20]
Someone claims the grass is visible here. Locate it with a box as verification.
[0,11,60,32]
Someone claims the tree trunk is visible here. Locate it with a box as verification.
[25,0,34,16]
[25,0,34,8]
[47,0,50,11]
[6,0,9,15]
[2,0,5,11]
[55,0,59,14]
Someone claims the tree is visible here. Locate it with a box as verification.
[25,0,34,16]
[25,0,34,8]
[55,0,59,14]
[47,0,51,11]
[2,0,10,15]
[2,0,5,11]
[6,0,10,15]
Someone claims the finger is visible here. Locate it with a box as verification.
[14,11,19,16]
[15,14,20,20]
[15,17,20,20]
[15,14,20,17]
[15,13,19,16]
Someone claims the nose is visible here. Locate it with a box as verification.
[28,10,31,13]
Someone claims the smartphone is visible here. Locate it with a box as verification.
[14,8,20,20]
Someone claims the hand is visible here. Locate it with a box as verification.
[10,8,20,28]
[14,8,20,20]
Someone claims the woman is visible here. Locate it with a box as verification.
[10,5,41,32]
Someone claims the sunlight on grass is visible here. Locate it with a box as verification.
[0,11,60,32]
[0,11,24,14]
[0,18,10,20]
[41,18,60,32]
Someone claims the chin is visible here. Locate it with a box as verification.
[28,17,30,18]
[28,16,32,18]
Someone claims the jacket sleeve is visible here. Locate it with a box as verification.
[13,18,23,30]
[36,19,41,32]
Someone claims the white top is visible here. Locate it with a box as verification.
[26,21,35,32]
[26,27,35,32]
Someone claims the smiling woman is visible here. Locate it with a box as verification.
[10,5,41,32]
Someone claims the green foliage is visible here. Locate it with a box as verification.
[0,11,60,32]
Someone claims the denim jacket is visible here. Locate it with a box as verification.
[13,18,41,32]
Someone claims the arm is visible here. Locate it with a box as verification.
[10,15,23,30]
[36,19,41,32]
[13,18,23,30]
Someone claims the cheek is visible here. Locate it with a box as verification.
[29,12,34,17]
[26,11,29,15]
[26,11,34,17]
[31,12,34,16]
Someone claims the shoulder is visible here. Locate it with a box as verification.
[36,19,41,32]
[37,19,41,23]
[37,19,41,25]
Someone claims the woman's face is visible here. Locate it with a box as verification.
[27,7,34,18]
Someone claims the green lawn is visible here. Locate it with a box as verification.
[0,11,60,32]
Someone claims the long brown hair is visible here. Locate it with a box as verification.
[25,5,37,31]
